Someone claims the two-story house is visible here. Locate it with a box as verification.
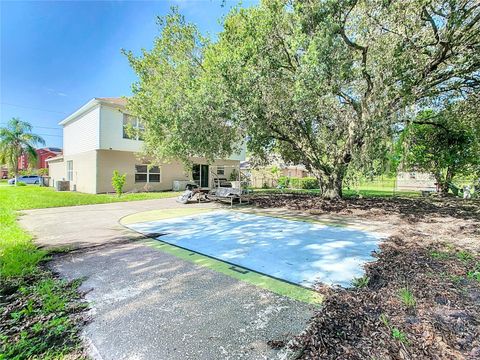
[47,97,245,194]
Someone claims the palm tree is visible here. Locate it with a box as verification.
[0,118,45,183]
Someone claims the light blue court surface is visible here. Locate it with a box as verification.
[126,211,381,288]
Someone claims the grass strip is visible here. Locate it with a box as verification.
[145,239,323,305]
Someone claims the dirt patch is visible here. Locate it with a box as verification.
[253,195,480,359]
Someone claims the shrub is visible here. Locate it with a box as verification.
[277,176,289,188]
[300,177,319,189]
[290,177,319,189]
[111,170,126,197]
[290,177,301,189]
[37,168,49,176]
[16,182,26,187]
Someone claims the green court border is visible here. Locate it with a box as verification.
[120,207,330,305]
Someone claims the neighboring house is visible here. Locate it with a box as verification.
[395,171,437,191]
[1,166,8,179]
[47,97,245,194]
[241,159,311,188]
[18,147,63,171]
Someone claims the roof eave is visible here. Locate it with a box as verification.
[58,99,100,126]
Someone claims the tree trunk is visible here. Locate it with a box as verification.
[322,176,343,200]
[435,168,454,197]
[14,158,19,186]
[312,169,344,200]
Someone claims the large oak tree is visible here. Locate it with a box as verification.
[125,0,480,198]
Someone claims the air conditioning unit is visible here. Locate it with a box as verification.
[55,180,70,191]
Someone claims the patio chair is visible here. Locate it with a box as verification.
[207,187,249,207]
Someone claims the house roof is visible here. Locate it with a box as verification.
[38,147,62,154]
[45,155,64,162]
[59,97,128,126]
[95,97,128,107]
[241,158,308,171]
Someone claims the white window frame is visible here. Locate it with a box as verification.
[135,164,161,183]
[217,165,225,176]
[67,160,73,181]
[123,114,144,140]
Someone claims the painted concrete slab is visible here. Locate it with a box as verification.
[126,210,382,288]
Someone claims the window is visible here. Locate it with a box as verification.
[67,160,73,181]
[217,165,225,175]
[123,114,144,140]
[135,164,160,183]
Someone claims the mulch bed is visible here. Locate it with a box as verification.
[292,238,480,359]
[254,195,480,359]
[251,193,480,221]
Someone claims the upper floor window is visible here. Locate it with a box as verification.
[217,165,225,175]
[123,114,144,141]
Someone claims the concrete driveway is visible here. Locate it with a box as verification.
[20,198,314,359]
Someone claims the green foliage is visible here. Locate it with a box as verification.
[456,250,474,263]
[400,98,480,195]
[16,181,26,186]
[290,177,319,190]
[37,168,49,176]
[0,118,45,178]
[1,273,86,359]
[125,2,480,199]
[122,10,241,166]
[398,288,416,308]
[351,275,370,289]
[429,250,450,260]
[0,205,46,278]
[111,170,127,197]
[229,168,239,182]
[380,313,409,344]
[391,328,408,344]
[464,261,480,283]
[277,176,289,188]
[467,268,480,283]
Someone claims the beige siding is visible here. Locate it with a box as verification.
[63,106,100,156]
[96,150,239,194]
[63,151,98,193]
[47,158,65,186]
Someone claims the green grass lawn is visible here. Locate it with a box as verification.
[251,176,421,198]
[1,184,181,210]
[0,185,179,359]
[0,185,180,277]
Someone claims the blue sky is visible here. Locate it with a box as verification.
[0,0,256,147]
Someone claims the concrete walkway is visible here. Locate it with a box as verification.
[20,198,314,359]
[19,197,220,249]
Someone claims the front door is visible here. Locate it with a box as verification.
[192,164,209,188]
